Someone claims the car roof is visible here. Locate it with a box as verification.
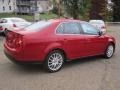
[49,18,81,23]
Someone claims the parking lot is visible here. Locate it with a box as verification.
[0,25,120,90]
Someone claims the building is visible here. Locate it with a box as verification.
[0,0,16,13]
[0,0,52,14]
[16,0,52,14]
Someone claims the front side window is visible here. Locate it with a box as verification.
[64,22,80,34]
[81,22,99,35]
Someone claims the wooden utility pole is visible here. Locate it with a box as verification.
[56,0,61,18]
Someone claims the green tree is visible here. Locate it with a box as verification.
[61,0,91,19]
[90,0,107,20]
[50,0,64,17]
[112,0,120,22]
[49,0,59,14]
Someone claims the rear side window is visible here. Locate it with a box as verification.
[64,22,80,34]
[25,21,51,31]
[56,22,81,34]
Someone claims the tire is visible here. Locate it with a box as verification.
[104,44,115,59]
[44,50,65,73]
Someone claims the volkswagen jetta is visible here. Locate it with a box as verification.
[4,19,116,72]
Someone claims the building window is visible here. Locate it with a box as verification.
[9,6,11,10]
[3,6,5,11]
[2,0,4,3]
[8,0,10,4]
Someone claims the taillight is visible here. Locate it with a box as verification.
[14,35,23,50]
[13,24,17,27]
[6,31,23,51]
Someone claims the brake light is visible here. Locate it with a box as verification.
[6,31,23,51]
[14,35,23,50]
[13,24,17,27]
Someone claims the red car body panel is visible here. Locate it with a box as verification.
[4,19,116,63]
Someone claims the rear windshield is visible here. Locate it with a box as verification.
[24,21,52,31]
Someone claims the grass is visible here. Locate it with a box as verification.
[0,13,58,21]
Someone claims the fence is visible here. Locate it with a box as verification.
[106,22,120,26]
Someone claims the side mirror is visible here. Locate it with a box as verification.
[98,31,103,36]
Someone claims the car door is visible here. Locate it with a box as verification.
[56,22,86,60]
[80,22,107,56]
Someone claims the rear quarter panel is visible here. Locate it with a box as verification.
[22,22,61,62]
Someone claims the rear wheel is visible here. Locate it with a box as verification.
[104,44,114,58]
[44,50,64,73]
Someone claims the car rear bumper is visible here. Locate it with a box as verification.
[4,50,43,64]
[4,50,24,64]
[4,43,43,64]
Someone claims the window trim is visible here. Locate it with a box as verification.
[55,22,83,35]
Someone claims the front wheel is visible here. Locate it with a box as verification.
[44,50,64,73]
[104,44,115,59]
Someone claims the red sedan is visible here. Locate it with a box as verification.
[4,19,116,72]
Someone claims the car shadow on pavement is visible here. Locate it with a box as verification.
[10,63,46,74]
[9,55,105,74]
[64,55,104,68]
